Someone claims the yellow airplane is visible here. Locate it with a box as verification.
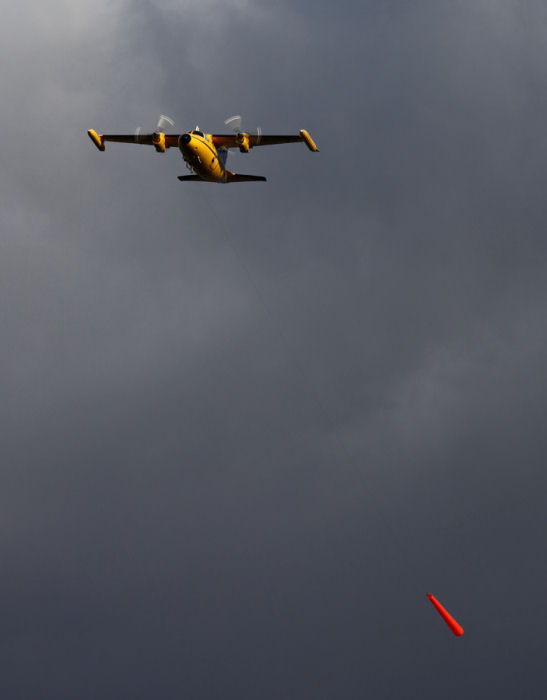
[87,115,318,183]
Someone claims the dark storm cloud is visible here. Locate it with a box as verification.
[1,1,547,698]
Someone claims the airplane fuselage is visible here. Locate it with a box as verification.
[178,130,227,182]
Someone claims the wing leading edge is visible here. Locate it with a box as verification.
[88,129,318,152]
[211,129,318,151]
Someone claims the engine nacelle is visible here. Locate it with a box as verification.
[152,132,166,153]
[236,132,250,153]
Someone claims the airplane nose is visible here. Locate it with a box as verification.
[179,133,191,145]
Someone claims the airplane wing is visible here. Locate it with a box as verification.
[87,130,179,151]
[211,129,318,151]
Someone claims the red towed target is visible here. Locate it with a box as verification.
[427,594,464,636]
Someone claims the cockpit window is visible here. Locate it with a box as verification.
[192,130,204,137]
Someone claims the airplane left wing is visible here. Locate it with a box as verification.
[211,129,318,152]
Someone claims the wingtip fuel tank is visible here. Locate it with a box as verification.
[87,129,105,151]
[427,593,464,636]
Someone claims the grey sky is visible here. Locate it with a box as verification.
[1,1,547,697]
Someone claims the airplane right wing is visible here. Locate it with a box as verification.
[87,130,180,151]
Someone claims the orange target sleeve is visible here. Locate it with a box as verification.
[427,594,464,636]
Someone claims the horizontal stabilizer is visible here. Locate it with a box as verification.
[226,173,267,183]
[177,174,267,183]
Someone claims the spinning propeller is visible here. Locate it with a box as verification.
[135,114,175,143]
[224,114,262,151]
